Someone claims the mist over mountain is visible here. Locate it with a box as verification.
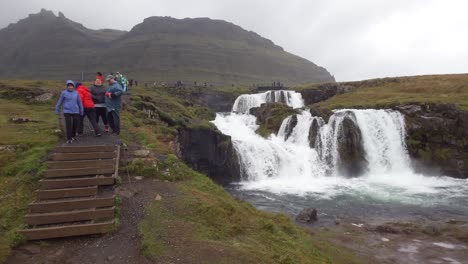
[0,9,334,85]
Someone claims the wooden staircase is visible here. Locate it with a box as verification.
[18,145,120,240]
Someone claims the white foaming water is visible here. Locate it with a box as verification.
[232,90,304,114]
[212,91,468,205]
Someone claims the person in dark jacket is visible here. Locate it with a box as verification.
[76,83,102,137]
[90,78,109,133]
[55,80,83,144]
[105,75,123,135]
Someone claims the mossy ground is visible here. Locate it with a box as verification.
[0,80,63,263]
[296,74,468,110]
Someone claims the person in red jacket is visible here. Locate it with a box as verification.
[76,82,102,136]
[96,72,105,85]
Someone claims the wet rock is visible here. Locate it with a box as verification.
[296,208,318,223]
[283,114,298,141]
[395,104,422,116]
[402,103,468,178]
[134,176,143,180]
[309,106,333,123]
[375,225,400,234]
[300,83,354,106]
[249,102,299,137]
[308,118,320,148]
[336,112,368,177]
[177,125,240,185]
[422,223,442,236]
[133,149,150,158]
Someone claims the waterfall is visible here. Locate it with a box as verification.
[232,90,304,114]
[214,90,415,178]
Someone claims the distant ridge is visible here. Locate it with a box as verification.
[0,9,335,85]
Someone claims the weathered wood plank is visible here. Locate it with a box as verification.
[25,207,115,225]
[35,186,97,200]
[30,196,115,213]
[18,221,114,240]
[45,167,114,178]
[55,145,116,153]
[50,152,115,161]
[40,177,114,189]
[47,159,115,169]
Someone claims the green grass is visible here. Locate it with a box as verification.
[138,157,360,263]
[0,94,60,262]
[296,74,468,110]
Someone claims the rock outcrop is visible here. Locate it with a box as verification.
[336,112,368,177]
[299,83,354,106]
[177,125,240,185]
[249,103,299,138]
[308,118,321,148]
[396,103,468,178]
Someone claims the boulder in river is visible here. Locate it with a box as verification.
[336,112,368,177]
[295,208,318,223]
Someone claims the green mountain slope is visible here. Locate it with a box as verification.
[0,9,334,85]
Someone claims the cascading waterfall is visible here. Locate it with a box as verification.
[212,90,466,202]
[232,90,304,114]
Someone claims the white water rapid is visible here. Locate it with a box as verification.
[212,91,468,206]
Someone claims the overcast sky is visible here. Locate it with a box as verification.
[1,0,467,81]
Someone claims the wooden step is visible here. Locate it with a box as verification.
[45,167,115,178]
[18,221,114,240]
[30,196,115,213]
[40,176,114,189]
[55,145,116,153]
[25,207,115,226]
[47,159,115,169]
[35,186,97,200]
[50,152,115,161]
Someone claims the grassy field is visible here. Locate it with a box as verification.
[296,74,468,110]
[0,80,64,262]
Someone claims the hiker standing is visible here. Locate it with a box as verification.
[90,78,109,133]
[55,80,83,144]
[96,72,104,85]
[76,82,102,137]
[105,75,123,135]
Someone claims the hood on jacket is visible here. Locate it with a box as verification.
[66,80,75,87]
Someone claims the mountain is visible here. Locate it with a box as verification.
[0,9,334,85]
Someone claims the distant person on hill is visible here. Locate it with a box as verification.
[135,80,138,86]
[105,75,123,135]
[76,82,102,137]
[55,80,83,144]
[90,78,109,133]
[96,72,104,84]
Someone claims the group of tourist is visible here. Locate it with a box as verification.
[55,73,124,144]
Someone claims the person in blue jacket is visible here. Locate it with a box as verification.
[55,80,84,144]
[105,75,123,135]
